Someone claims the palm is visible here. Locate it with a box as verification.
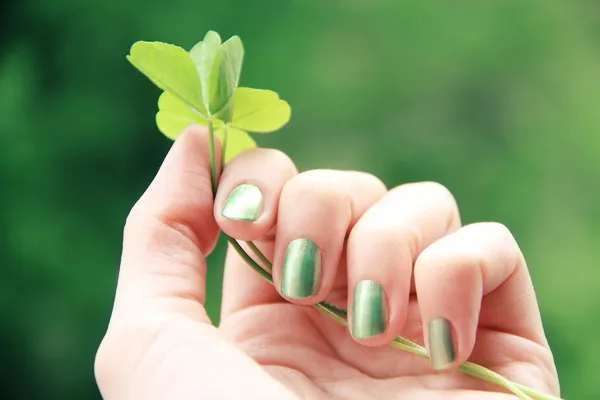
[218,291,556,399]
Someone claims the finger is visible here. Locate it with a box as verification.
[414,222,546,371]
[215,148,297,241]
[272,170,387,305]
[346,182,461,347]
[215,148,296,318]
[114,124,221,321]
[97,125,297,399]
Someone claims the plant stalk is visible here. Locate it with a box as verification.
[207,118,219,195]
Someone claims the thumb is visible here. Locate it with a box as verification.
[96,125,297,399]
[114,124,220,322]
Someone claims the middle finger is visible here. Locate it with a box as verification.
[272,170,387,305]
[347,181,461,347]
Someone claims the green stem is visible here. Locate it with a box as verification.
[207,120,270,282]
[458,362,532,400]
[246,241,272,270]
[204,125,561,400]
[207,119,219,195]
[221,124,228,168]
[227,238,272,283]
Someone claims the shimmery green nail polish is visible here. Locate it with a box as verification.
[280,238,321,299]
[221,184,264,221]
[428,317,456,370]
[352,280,387,339]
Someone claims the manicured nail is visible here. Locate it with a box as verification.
[352,280,387,339]
[280,238,321,299]
[428,317,456,370]
[221,184,264,221]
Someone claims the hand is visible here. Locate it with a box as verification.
[95,126,559,399]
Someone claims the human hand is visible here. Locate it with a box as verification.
[95,126,559,399]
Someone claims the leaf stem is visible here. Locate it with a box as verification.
[204,123,561,400]
[221,124,228,168]
[245,241,272,270]
[207,118,219,194]
[226,239,272,283]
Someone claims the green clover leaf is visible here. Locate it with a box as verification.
[156,91,224,140]
[156,90,257,162]
[127,41,207,117]
[208,35,244,117]
[127,32,290,162]
[190,31,222,113]
[189,31,244,118]
[230,87,291,133]
[216,126,257,163]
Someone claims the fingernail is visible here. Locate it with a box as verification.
[428,317,456,370]
[352,280,387,339]
[280,238,321,299]
[221,184,264,221]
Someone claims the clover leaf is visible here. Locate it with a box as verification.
[230,88,291,133]
[127,41,207,117]
[208,35,244,117]
[127,32,290,162]
[190,31,222,112]
[216,126,257,163]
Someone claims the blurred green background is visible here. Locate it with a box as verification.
[1,1,599,398]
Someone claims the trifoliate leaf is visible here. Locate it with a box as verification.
[127,41,207,117]
[190,31,222,111]
[208,36,244,116]
[155,91,207,140]
[216,126,256,162]
[230,87,291,133]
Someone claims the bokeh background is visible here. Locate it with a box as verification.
[1,1,599,398]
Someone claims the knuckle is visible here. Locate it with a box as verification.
[285,171,350,204]
[266,148,298,176]
[479,221,513,237]
[418,181,457,206]
[477,222,524,266]
[390,181,459,215]
[230,147,297,175]
[418,235,480,268]
[265,148,294,166]
[467,222,517,249]
[350,220,422,258]
[394,180,452,197]
[352,171,388,194]
[288,169,386,200]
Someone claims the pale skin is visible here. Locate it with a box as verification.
[95,126,560,399]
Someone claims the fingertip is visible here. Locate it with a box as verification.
[278,237,324,305]
[128,123,223,256]
[425,316,459,371]
[215,148,296,241]
[415,246,481,371]
[346,278,412,348]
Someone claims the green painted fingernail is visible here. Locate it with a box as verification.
[280,238,321,299]
[428,317,456,370]
[221,184,264,221]
[352,280,387,339]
